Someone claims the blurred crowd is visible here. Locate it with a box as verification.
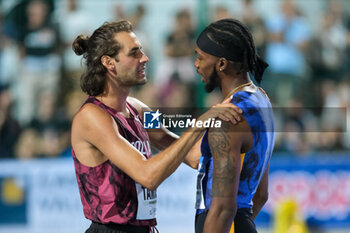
[0,0,349,159]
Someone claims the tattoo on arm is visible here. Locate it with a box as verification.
[208,121,237,197]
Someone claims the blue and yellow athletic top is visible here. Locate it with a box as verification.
[195,87,275,215]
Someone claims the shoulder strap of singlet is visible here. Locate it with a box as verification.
[125,101,149,143]
[126,101,143,122]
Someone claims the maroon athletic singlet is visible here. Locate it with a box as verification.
[72,97,157,227]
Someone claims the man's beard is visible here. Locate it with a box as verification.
[204,68,220,93]
[118,74,147,87]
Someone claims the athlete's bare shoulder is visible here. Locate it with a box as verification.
[73,103,105,126]
[72,102,117,141]
[71,103,112,165]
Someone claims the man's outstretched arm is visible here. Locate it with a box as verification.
[252,164,269,220]
[127,97,242,169]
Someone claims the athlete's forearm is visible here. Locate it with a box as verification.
[203,204,236,233]
[143,127,204,190]
[252,192,268,220]
[252,202,265,220]
[183,134,203,169]
[252,164,269,220]
[141,104,239,190]
[151,130,178,150]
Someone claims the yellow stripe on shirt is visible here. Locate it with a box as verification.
[229,152,246,233]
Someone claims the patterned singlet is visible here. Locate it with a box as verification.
[195,88,275,214]
[72,97,157,227]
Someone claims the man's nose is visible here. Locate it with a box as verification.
[140,52,149,63]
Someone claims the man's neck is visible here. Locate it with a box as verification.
[97,85,130,113]
[221,73,251,99]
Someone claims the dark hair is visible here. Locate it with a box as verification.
[72,20,133,96]
[203,18,268,84]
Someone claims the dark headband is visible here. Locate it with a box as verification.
[196,30,242,62]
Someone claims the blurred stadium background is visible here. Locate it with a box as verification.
[0,0,349,232]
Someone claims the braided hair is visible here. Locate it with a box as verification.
[203,18,268,84]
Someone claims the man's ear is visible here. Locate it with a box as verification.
[101,55,114,70]
[217,58,228,72]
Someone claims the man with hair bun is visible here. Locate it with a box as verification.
[71,20,242,233]
[191,18,275,233]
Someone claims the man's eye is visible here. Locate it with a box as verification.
[131,50,140,57]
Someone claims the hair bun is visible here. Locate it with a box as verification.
[72,35,89,56]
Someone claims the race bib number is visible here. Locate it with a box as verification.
[135,183,157,219]
[195,172,205,209]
